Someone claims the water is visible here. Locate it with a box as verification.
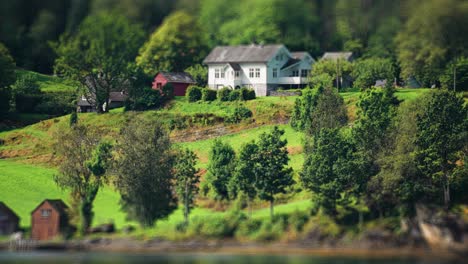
[0,252,463,264]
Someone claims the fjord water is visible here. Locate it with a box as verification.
[0,252,463,264]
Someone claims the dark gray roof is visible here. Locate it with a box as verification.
[0,201,19,220]
[229,63,241,71]
[31,199,68,215]
[321,52,353,61]
[291,52,308,60]
[159,72,195,84]
[203,44,283,64]
[109,91,127,102]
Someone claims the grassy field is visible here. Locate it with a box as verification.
[16,70,76,92]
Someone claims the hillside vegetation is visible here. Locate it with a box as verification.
[0,88,430,230]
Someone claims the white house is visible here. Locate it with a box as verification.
[203,44,315,96]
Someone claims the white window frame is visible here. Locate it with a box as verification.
[235,70,240,78]
[41,209,51,218]
[220,69,225,78]
[215,69,220,79]
[301,70,309,77]
[273,68,278,78]
[255,68,260,78]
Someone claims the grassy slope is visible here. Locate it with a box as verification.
[0,88,430,229]
[16,70,76,92]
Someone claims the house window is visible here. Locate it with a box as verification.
[249,68,254,78]
[292,70,299,77]
[41,209,51,218]
[301,70,309,77]
[220,70,225,78]
[255,68,260,78]
[157,83,162,89]
[235,70,240,78]
[215,69,220,78]
[273,68,278,78]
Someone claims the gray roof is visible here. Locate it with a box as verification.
[281,58,301,70]
[321,52,353,61]
[291,52,309,60]
[203,44,283,64]
[159,72,195,84]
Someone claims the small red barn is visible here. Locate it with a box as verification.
[153,72,196,96]
[0,202,19,235]
[31,199,70,241]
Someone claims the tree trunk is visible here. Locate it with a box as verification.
[248,197,252,218]
[184,180,189,224]
[444,174,450,210]
[270,199,274,220]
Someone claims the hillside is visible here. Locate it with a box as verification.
[0,88,430,230]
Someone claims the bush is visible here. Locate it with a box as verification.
[12,75,42,113]
[225,106,253,124]
[36,91,76,115]
[251,217,288,241]
[240,88,256,100]
[288,211,310,232]
[186,86,203,102]
[217,87,232,102]
[235,218,262,239]
[125,86,169,111]
[201,88,217,101]
[229,89,243,101]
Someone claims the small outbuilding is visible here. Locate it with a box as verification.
[0,202,19,235]
[152,72,196,96]
[31,199,70,241]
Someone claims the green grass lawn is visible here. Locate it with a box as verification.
[16,70,76,92]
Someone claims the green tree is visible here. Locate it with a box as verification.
[136,11,207,75]
[113,118,177,227]
[301,128,366,217]
[396,0,468,87]
[54,12,144,113]
[205,140,236,201]
[232,141,259,215]
[174,148,199,224]
[255,127,294,219]
[0,43,15,115]
[414,90,468,208]
[11,74,42,113]
[352,58,395,90]
[311,59,353,91]
[290,87,347,136]
[440,57,468,91]
[53,124,112,234]
[185,64,208,87]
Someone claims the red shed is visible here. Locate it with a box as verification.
[0,202,19,235]
[153,72,196,96]
[31,199,70,241]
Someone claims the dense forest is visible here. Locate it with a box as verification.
[1,0,467,88]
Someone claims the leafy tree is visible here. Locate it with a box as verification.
[54,124,112,234]
[311,59,353,90]
[113,118,177,227]
[205,140,236,201]
[352,58,395,90]
[414,90,468,208]
[396,0,468,87]
[231,141,259,215]
[290,87,347,135]
[301,128,366,217]
[54,12,144,113]
[185,64,208,87]
[28,10,59,73]
[136,11,207,75]
[254,127,294,219]
[11,74,43,113]
[174,148,199,224]
[0,43,15,115]
[440,57,468,91]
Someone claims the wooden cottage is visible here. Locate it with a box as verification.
[153,72,196,96]
[0,202,19,235]
[31,199,70,241]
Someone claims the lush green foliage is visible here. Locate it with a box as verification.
[0,43,15,115]
[113,118,177,227]
[352,58,395,90]
[11,74,43,113]
[186,86,203,102]
[217,87,232,102]
[291,87,347,135]
[185,64,208,87]
[440,57,468,91]
[136,11,207,75]
[205,140,236,200]
[225,106,253,124]
[311,59,353,90]
[201,88,217,102]
[55,13,144,113]
[174,148,199,224]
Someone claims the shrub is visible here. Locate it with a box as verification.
[125,86,168,111]
[12,74,42,113]
[225,106,253,124]
[35,91,76,115]
[241,87,256,100]
[252,217,287,241]
[201,88,217,101]
[235,218,262,239]
[186,86,202,102]
[229,89,243,101]
[288,211,310,232]
[217,87,231,102]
